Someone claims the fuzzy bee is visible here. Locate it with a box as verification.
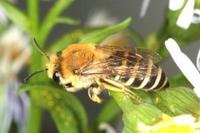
[26,39,169,103]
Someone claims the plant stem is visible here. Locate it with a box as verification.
[27,101,42,133]
[27,0,39,35]
[27,1,42,133]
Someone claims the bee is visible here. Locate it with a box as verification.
[25,38,169,103]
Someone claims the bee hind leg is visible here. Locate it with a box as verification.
[88,85,103,103]
[98,79,143,103]
[121,87,143,103]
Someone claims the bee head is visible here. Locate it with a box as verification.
[46,54,61,83]
[47,44,96,85]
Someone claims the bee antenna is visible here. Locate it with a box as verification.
[33,38,50,61]
[24,68,48,83]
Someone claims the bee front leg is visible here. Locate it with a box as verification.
[88,85,103,103]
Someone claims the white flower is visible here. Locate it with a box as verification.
[168,0,200,29]
[168,0,185,11]
[176,0,195,29]
[138,114,200,133]
[140,0,151,18]
[99,123,116,133]
[192,9,200,24]
[197,49,200,71]
[0,25,30,133]
[164,38,200,97]
[1,81,29,133]
[0,25,31,82]
[85,10,118,27]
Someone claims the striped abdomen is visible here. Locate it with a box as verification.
[109,49,169,91]
[115,66,169,91]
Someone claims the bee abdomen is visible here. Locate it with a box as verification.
[114,67,169,91]
[135,67,168,91]
[111,50,169,91]
[143,67,169,91]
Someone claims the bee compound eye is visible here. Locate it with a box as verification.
[53,72,60,83]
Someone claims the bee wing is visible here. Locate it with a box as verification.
[78,46,160,78]
[97,46,161,63]
[135,48,161,64]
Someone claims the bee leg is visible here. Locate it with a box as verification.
[88,86,103,103]
[98,79,143,103]
[121,87,143,103]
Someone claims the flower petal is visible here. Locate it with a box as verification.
[192,9,200,24]
[85,10,118,27]
[99,123,116,133]
[197,49,200,71]
[140,0,151,18]
[168,0,184,11]
[173,115,195,125]
[138,114,200,133]
[176,0,195,29]
[165,38,200,97]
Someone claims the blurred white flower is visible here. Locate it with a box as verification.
[1,81,29,133]
[176,0,195,29]
[169,0,200,29]
[0,6,8,25]
[0,25,30,133]
[85,10,118,27]
[169,0,185,11]
[165,38,200,97]
[0,26,30,82]
[99,123,116,133]
[192,9,200,24]
[138,114,200,133]
[140,0,151,18]
[197,49,200,71]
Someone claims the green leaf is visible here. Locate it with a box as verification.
[0,25,6,34]
[123,103,163,133]
[79,18,132,44]
[56,17,80,25]
[153,87,200,116]
[19,83,88,132]
[49,27,106,52]
[95,99,120,126]
[49,29,84,52]
[126,29,144,47]
[1,2,31,34]
[51,104,78,133]
[169,74,192,88]
[110,91,163,133]
[39,0,74,45]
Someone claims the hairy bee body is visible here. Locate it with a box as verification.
[46,44,169,103]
